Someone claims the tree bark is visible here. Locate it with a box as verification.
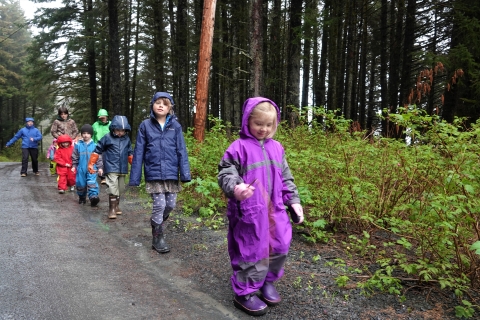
[108,0,123,115]
[249,0,264,97]
[285,0,303,125]
[193,0,217,142]
[85,0,98,123]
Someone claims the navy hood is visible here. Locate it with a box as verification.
[109,115,131,132]
[150,92,175,108]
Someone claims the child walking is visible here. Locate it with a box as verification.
[217,97,304,316]
[88,115,133,219]
[46,139,58,176]
[92,108,111,185]
[54,134,76,194]
[5,117,43,177]
[129,92,191,254]
[72,124,102,206]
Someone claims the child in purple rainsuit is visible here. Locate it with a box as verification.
[218,97,304,316]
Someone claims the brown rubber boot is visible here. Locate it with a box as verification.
[108,195,117,219]
[115,196,122,215]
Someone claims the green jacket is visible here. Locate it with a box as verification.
[92,120,111,143]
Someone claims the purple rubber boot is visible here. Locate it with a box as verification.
[260,282,281,306]
[233,294,268,316]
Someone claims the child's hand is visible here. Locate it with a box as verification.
[71,167,76,173]
[98,169,103,176]
[65,163,71,168]
[290,203,304,224]
[234,183,255,201]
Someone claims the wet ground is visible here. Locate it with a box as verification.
[0,162,467,319]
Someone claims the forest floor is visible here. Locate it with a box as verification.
[120,188,472,319]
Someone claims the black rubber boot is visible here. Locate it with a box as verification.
[152,224,170,253]
[90,196,100,207]
[78,196,86,204]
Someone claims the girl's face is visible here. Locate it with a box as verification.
[60,112,68,120]
[114,129,126,137]
[61,142,70,148]
[248,112,276,140]
[98,116,108,123]
[152,99,171,118]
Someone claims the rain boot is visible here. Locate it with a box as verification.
[90,196,100,207]
[233,294,268,316]
[108,195,117,219]
[115,196,122,215]
[260,281,281,305]
[152,224,170,253]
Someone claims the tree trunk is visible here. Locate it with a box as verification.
[249,0,264,97]
[358,0,368,128]
[399,0,416,108]
[285,0,303,125]
[380,0,389,136]
[85,0,98,123]
[129,0,140,137]
[108,0,123,115]
[193,0,217,142]
[301,0,316,110]
[122,0,133,117]
[153,0,164,91]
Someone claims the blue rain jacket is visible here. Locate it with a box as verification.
[6,118,43,149]
[94,115,133,174]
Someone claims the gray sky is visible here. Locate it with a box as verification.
[19,0,62,20]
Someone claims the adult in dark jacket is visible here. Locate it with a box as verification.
[5,117,43,177]
[88,115,133,219]
[129,92,191,253]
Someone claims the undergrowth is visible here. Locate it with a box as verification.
[179,109,480,318]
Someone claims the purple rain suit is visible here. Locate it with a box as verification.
[218,97,301,297]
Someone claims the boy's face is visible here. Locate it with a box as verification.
[61,142,70,148]
[153,99,171,118]
[60,112,68,120]
[248,113,275,140]
[98,116,108,123]
[26,121,34,127]
[82,132,92,141]
[114,129,126,137]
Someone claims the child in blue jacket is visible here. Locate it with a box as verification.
[129,92,191,253]
[88,115,133,219]
[72,124,102,206]
[5,117,43,177]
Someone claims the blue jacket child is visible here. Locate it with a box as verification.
[72,124,102,206]
[88,115,133,219]
[6,117,43,176]
[129,92,191,254]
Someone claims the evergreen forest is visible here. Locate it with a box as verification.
[2,0,480,317]
[1,0,479,140]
